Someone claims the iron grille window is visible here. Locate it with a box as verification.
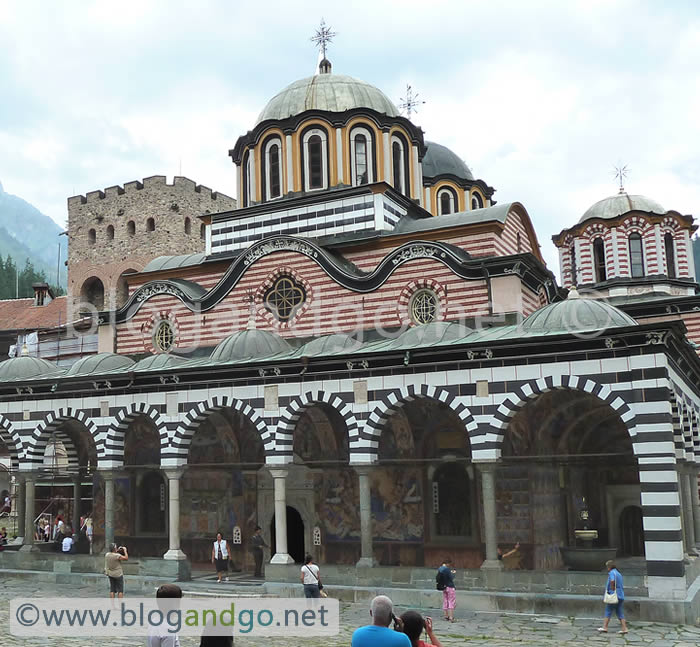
[410,289,439,325]
[265,276,305,321]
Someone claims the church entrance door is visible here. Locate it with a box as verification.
[270,505,305,563]
[619,505,644,556]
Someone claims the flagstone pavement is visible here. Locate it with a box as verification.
[3,578,700,646]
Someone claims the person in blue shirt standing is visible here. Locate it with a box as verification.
[352,595,411,647]
[598,560,628,634]
[438,559,457,622]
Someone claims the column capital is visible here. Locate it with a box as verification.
[353,465,374,477]
[268,468,288,480]
[474,461,500,474]
[98,469,125,481]
[163,467,186,481]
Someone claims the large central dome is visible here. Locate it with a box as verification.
[256,73,400,125]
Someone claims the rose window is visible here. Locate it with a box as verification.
[153,320,175,352]
[409,289,439,325]
[264,276,306,321]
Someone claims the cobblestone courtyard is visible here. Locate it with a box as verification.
[3,578,700,646]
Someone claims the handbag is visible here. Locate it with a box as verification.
[603,589,618,605]
[304,564,328,597]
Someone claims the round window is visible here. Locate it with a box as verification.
[153,320,174,352]
[409,289,439,325]
[264,276,306,321]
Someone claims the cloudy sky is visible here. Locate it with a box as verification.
[1,0,699,273]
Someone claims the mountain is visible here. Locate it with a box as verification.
[0,181,67,288]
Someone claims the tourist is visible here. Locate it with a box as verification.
[438,558,456,622]
[351,595,411,646]
[598,560,628,634]
[400,611,443,647]
[1,492,10,514]
[212,532,230,583]
[84,515,93,554]
[43,519,50,542]
[104,543,128,599]
[0,526,7,551]
[148,584,183,647]
[61,527,74,553]
[497,541,520,561]
[300,554,322,598]
[250,525,267,578]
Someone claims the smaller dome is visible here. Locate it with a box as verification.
[0,356,62,382]
[65,353,135,377]
[299,334,363,357]
[211,329,292,363]
[522,291,638,333]
[579,193,666,224]
[391,321,473,348]
[422,141,474,181]
[132,354,188,372]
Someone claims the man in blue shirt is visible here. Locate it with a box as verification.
[351,595,411,647]
[598,560,628,634]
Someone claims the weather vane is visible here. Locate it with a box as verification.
[311,18,337,59]
[399,84,426,119]
[614,164,629,194]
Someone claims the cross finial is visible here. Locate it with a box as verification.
[398,84,426,119]
[311,18,336,60]
[614,164,629,194]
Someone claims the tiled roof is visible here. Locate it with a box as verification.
[0,296,72,332]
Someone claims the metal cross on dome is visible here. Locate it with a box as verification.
[399,84,426,118]
[614,164,630,194]
[311,18,337,59]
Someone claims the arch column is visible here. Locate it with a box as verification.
[691,466,700,550]
[680,464,698,555]
[477,462,502,570]
[354,465,376,568]
[72,476,81,537]
[163,468,186,560]
[100,470,117,550]
[19,473,37,552]
[13,474,25,544]
[269,468,293,564]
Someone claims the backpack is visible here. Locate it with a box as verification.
[436,569,446,591]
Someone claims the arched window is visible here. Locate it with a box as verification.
[263,138,283,201]
[433,463,472,537]
[665,232,676,278]
[127,221,135,236]
[570,244,577,285]
[200,223,206,241]
[628,232,644,278]
[437,187,457,215]
[302,127,328,191]
[184,217,191,235]
[516,232,522,253]
[241,151,250,207]
[471,192,484,210]
[391,134,408,195]
[350,127,374,186]
[88,228,96,245]
[147,218,155,232]
[106,225,114,241]
[593,238,607,282]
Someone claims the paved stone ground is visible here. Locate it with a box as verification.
[3,578,700,646]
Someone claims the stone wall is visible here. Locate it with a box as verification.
[67,175,235,312]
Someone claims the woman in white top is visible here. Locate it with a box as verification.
[211,532,230,583]
[300,554,321,598]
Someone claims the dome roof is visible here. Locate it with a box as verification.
[522,291,638,334]
[210,329,292,363]
[422,141,474,181]
[299,334,363,357]
[256,73,399,125]
[132,354,188,372]
[579,193,666,224]
[65,353,135,377]
[392,321,473,348]
[0,356,62,382]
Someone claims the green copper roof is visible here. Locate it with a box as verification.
[422,141,474,180]
[132,354,189,371]
[65,353,135,377]
[298,333,363,357]
[210,329,292,363]
[579,193,666,224]
[256,73,399,125]
[0,356,62,382]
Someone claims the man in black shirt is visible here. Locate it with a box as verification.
[250,526,268,578]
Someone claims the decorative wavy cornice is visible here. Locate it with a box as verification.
[107,235,557,324]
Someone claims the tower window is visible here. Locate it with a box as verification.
[263,138,283,201]
[628,233,644,278]
[391,136,407,194]
[350,127,374,186]
[516,232,522,253]
[471,193,484,210]
[127,221,136,236]
[88,228,96,245]
[437,187,456,216]
[200,223,206,241]
[302,128,328,192]
[570,244,577,285]
[354,135,368,185]
[106,225,114,241]
[665,232,676,278]
[593,238,607,282]
[184,217,191,235]
[147,218,155,232]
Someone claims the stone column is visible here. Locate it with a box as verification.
[103,471,115,550]
[691,467,700,550]
[355,466,376,568]
[13,475,25,544]
[19,474,37,552]
[163,469,186,560]
[382,131,391,183]
[269,468,293,564]
[72,476,81,537]
[680,465,697,556]
[478,463,502,570]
